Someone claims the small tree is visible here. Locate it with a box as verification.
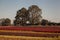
[0,18,5,26]
[2,18,11,26]
[41,19,48,26]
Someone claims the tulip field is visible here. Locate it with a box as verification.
[0,26,60,40]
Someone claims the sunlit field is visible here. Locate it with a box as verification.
[0,26,60,40]
[0,35,60,40]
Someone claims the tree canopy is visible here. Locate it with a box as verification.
[28,5,42,25]
[14,5,42,26]
[2,18,11,26]
[14,7,29,26]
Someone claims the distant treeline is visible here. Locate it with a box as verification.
[0,18,60,26]
[41,19,60,26]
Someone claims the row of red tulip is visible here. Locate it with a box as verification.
[0,26,60,33]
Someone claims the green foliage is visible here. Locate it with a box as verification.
[41,19,48,26]
[14,5,42,26]
[14,7,29,26]
[2,18,11,26]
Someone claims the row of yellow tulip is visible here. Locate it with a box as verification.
[0,35,60,40]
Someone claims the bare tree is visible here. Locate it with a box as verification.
[28,5,42,25]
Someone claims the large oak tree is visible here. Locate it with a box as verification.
[28,5,42,25]
[14,7,29,26]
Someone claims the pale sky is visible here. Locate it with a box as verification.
[0,0,60,23]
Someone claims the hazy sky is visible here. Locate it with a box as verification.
[0,0,60,23]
